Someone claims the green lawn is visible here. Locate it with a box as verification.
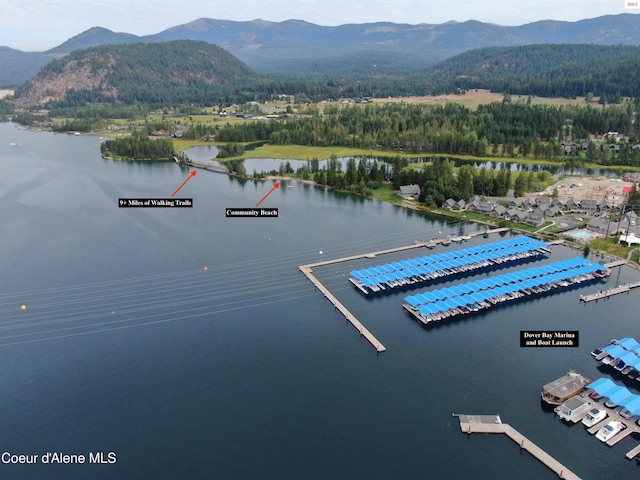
[370,183,405,205]
[589,238,634,259]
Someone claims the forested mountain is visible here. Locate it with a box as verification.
[426,44,640,98]
[149,15,640,77]
[9,40,640,111]
[12,41,259,108]
[1,14,639,87]
[0,47,59,87]
[47,27,144,54]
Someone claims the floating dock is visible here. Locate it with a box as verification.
[299,264,386,353]
[299,240,446,352]
[349,235,545,295]
[580,281,640,302]
[297,228,510,352]
[454,414,581,480]
[605,259,628,268]
[404,258,608,325]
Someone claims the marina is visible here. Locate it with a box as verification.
[582,399,640,450]
[297,228,511,351]
[591,337,640,381]
[547,368,640,461]
[349,235,549,295]
[5,123,640,480]
[403,258,609,325]
[454,414,581,480]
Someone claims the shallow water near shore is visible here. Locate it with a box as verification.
[1,122,640,479]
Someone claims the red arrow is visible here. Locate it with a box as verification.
[171,171,196,197]
[255,183,280,207]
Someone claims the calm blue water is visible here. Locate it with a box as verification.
[1,122,640,479]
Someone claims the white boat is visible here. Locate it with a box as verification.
[594,350,609,361]
[582,409,607,428]
[595,421,625,442]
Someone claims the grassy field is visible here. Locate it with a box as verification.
[372,90,590,110]
[370,183,405,205]
[589,238,635,260]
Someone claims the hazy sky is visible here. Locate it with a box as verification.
[3,0,638,51]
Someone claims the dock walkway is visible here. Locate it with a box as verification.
[299,242,437,353]
[605,259,628,268]
[186,161,227,173]
[299,265,386,353]
[454,414,580,480]
[297,228,511,352]
[580,281,640,302]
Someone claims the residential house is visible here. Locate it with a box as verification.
[565,198,579,210]
[476,202,495,215]
[587,217,611,235]
[492,205,507,218]
[561,140,578,155]
[524,211,544,226]
[443,198,457,209]
[544,206,562,217]
[398,185,421,199]
[509,198,523,209]
[535,197,552,208]
[581,199,599,213]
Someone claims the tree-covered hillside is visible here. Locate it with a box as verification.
[426,44,640,99]
[13,41,260,107]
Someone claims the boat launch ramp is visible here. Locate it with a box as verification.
[454,414,581,480]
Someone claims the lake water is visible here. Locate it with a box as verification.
[1,122,640,479]
[185,145,623,179]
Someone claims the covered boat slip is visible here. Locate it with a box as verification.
[403,257,607,324]
[588,378,640,416]
[349,235,548,294]
[596,338,640,379]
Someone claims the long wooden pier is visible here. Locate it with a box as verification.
[605,259,628,268]
[454,414,581,480]
[299,265,386,352]
[297,228,512,352]
[580,281,640,302]
[300,227,511,271]
[298,241,440,352]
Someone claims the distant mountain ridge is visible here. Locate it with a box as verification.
[1,14,639,87]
